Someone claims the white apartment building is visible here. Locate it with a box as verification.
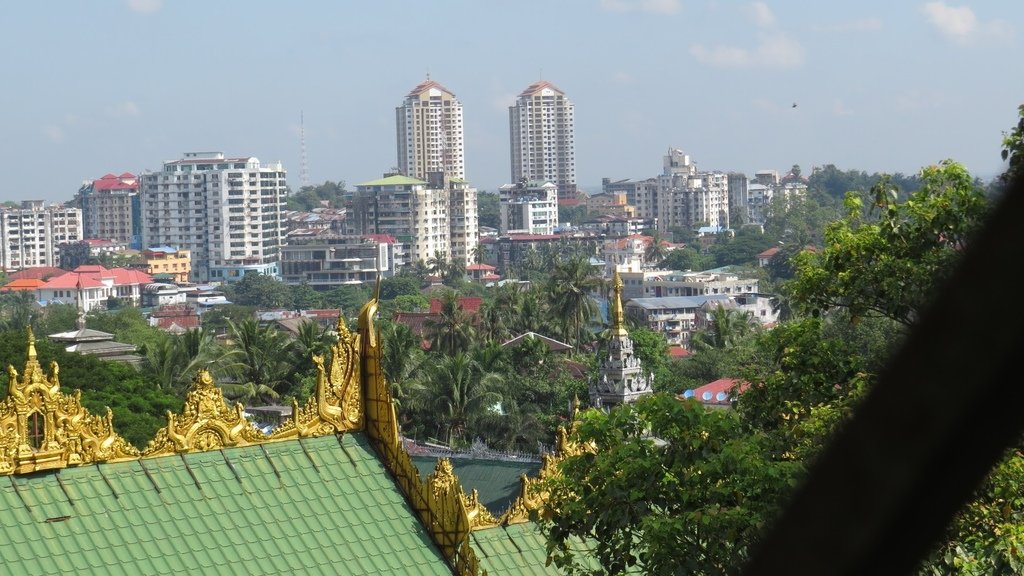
[139,152,286,283]
[397,79,465,181]
[447,177,479,265]
[618,269,760,300]
[0,201,82,271]
[498,180,559,235]
[509,80,576,201]
[349,174,451,266]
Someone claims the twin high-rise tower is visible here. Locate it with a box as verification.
[395,77,576,200]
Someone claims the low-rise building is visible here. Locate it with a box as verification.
[141,246,192,283]
[280,232,396,289]
[625,294,732,347]
[499,180,559,235]
[37,265,153,313]
[619,269,759,300]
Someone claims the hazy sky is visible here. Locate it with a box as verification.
[1,1,1020,203]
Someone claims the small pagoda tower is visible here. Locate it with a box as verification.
[590,270,654,408]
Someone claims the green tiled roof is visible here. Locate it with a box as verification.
[412,456,540,514]
[356,175,427,187]
[471,522,601,575]
[0,433,451,576]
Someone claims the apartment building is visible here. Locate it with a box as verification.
[348,174,449,266]
[498,180,559,235]
[447,177,479,265]
[509,80,576,201]
[74,172,141,247]
[397,78,465,180]
[139,152,286,283]
[618,269,760,300]
[0,201,81,271]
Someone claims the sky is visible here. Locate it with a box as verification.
[1,1,1021,204]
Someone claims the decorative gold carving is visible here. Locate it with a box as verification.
[270,315,363,440]
[0,328,139,475]
[358,278,488,575]
[142,369,266,457]
[499,421,590,526]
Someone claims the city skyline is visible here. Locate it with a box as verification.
[1,1,1021,204]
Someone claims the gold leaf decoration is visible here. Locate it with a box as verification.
[142,369,265,458]
[0,328,139,475]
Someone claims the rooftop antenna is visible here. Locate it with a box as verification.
[299,111,309,187]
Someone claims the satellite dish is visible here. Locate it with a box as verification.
[702,391,713,401]
[683,390,694,398]
[716,391,728,402]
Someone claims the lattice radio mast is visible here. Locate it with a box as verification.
[299,111,310,187]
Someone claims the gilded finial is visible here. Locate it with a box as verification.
[26,326,36,360]
[609,270,628,336]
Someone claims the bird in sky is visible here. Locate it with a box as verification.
[792,102,798,108]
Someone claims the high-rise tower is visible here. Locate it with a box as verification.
[509,80,576,202]
[139,152,287,283]
[396,78,465,180]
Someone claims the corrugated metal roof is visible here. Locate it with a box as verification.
[0,434,451,575]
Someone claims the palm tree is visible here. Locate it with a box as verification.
[293,318,336,362]
[424,290,476,356]
[413,353,503,446]
[380,321,426,408]
[691,305,758,351]
[644,229,669,267]
[221,318,296,403]
[426,250,448,278]
[546,256,603,352]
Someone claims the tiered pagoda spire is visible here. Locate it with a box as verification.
[590,270,654,408]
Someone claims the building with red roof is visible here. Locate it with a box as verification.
[6,267,66,281]
[37,265,153,313]
[510,81,576,201]
[0,278,46,292]
[75,172,141,248]
[397,78,464,181]
[679,378,749,409]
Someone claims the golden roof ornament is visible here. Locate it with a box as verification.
[0,328,138,475]
[142,369,266,457]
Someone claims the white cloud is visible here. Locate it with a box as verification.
[691,2,803,70]
[748,1,775,28]
[127,0,162,14]
[600,0,681,15]
[922,2,976,42]
[691,31,803,70]
[921,2,1014,44]
[43,125,65,143]
[105,101,141,118]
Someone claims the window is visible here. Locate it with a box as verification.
[27,412,44,450]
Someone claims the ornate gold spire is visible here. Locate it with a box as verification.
[0,328,139,475]
[609,269,629,337]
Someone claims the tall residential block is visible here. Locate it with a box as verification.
[348,172,479,268]
[0,201,82,271]
[139,152,286,283]
[509,80,576,201]
[396,79,465,181]
[75,172,141,248]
